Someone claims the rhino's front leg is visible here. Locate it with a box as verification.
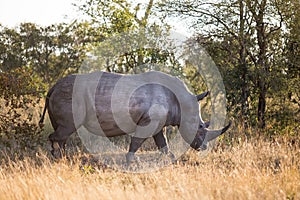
[153,130,176,163]
[126,137,147,165]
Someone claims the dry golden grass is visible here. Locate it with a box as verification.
[0,136,299,200]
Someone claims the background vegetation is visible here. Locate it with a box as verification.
[0,0,298,153]
[0,0,299,198]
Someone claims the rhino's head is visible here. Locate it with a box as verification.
[189,91,231,151]
[190,121,231,150]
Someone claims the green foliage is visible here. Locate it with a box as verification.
[0,0,299,158]
[0,66,46,97]
[0,67,46,154]
[0,22,94,154]
[76,0,176,74]
[160,0,300,135]
[0,22,92,85]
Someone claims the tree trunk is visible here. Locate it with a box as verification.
[257,84,267,128]
[239,0,250,128]
[252,0,268,128]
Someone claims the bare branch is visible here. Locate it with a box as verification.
[142,0,154,26]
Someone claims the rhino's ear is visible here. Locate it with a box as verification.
[196,91,210,101]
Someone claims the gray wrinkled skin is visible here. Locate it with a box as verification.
[39,71,230,163]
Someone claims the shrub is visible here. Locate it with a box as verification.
[0,66,47,157]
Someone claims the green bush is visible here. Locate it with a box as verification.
[0,66,47,157]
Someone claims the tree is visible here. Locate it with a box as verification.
[0,25,26,71]
[160,0,289,130]
[0,22,94,153]
[284,0,300,110]
[76,0,180,74]
[0,22,97,85]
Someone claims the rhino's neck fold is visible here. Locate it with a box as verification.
[167,102,181,126]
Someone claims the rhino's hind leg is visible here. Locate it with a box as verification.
[126,137,147,165]
[153,130,176,163]
[49,126,76,158]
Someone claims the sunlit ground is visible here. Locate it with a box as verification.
[0,134,299,200]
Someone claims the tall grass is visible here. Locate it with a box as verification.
[0,135,299,200]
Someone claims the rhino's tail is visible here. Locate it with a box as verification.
[39,86,55,127]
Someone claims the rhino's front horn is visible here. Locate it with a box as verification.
[204,121,232,142]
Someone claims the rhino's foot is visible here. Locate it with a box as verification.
[51,149,62,159]
[158,151,176,165]
[125,152,140,166]
[126,152,135,164]
[158,147,176,164]
[51,142,64,159]
[168,151,176,164]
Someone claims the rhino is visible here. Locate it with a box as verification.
[39,71,231,164]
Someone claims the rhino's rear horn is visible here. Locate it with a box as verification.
[196,91,210,101]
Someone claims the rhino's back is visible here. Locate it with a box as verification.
[49,71,185,137]
[92,72,179,136]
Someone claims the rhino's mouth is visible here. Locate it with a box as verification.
[190,135,205,151]
[198,143,207,151]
